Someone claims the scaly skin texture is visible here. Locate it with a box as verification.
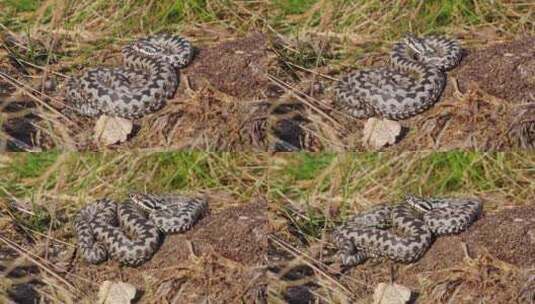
[333,195,481,267]
[335,35,463,120]
[65,34,193,118]
[74,194,208,266]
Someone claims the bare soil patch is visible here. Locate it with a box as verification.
[185,32,272,99]
[462,204,535,267]
[455,36,535,104]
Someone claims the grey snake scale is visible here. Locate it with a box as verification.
[74,193,207,266]
[333,195,481,267]
[66,34,193,118]
[335,34,463,120]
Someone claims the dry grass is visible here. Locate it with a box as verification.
[0,1,533,150]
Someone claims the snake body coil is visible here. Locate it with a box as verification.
[333,195,481,266]
[66,34,193,118]
[74,193,207,266]
[335,35,463,120]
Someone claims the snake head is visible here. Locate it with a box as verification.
[128,192,163,211]
[130,39,162,56]
[405,194,433,212]
[404,34,433,54]
[404,34,445,67]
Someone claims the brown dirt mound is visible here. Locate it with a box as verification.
[185,32,272,99]
[67,199,268,303]
[462,204,535,267]
[455,36,535,104]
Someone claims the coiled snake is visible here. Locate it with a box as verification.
[74,193,207,266]
[335,34,463,120]
[333,195,481,267]
[66,34,193,118]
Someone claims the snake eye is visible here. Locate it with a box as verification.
[128,192,139,199]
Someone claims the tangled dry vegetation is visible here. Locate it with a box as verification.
[0,1,533,151]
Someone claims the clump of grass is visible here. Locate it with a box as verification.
[0,152,268,204]
[270,152,533,211]
[3,0,40,14]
